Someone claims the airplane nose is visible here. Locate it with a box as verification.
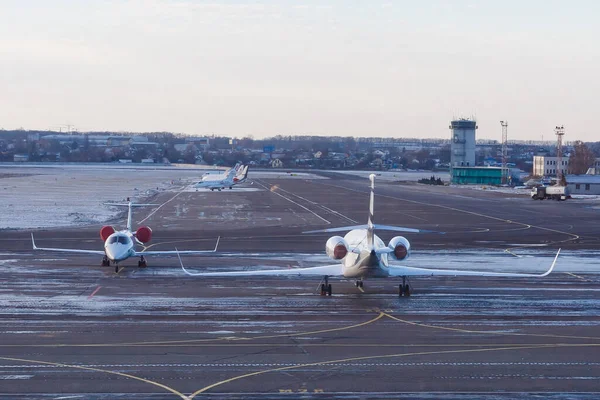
[106,244,127,262]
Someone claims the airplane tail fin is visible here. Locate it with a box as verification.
[302,175,443,239]
[103,201,159,232]
[225,166,238,182]
[367,174,376,250]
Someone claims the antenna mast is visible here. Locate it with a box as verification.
[500,121,508,184]
[555,125,565,183]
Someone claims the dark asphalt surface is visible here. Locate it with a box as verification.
[0,171,599,399]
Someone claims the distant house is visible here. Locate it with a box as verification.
[13,154,28,162]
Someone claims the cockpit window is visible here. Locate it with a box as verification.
[108,236,130,245]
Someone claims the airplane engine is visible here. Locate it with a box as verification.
[326,236,349,260]
[100,225,115,241]
[388,236,411,260]
[135,226,153,243]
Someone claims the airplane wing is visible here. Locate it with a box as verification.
[387,249,560,277]
[31,233,106,255]
[303,224,438,234]
[180,263,344,277]
[136,237,221,256]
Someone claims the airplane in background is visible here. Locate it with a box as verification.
[32,201,219,273]
[180,174,559,296]
[200,163,242,182]
[194,164,250,191]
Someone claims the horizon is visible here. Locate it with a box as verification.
[2,1,599,141]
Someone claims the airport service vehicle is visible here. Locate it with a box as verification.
[32,201,219,272]
[181,175,559,297]
[195,164,249,191]
[531,185,570,201]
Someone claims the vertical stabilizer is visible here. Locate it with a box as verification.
[225,166,237,183]
[126,201,133,232]
[367,174,376,249]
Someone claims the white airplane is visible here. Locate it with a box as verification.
[200,163,242,182]
[180,174,559,296]
[195,164,249,191]
[32,201,219,273]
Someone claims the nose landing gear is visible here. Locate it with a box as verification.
[398,276,411,297]
[138,255,147,268]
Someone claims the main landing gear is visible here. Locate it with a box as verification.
[101,255,110,267]
[355,280,364,288]
[320,276,332,296]
[398,276,411,297]
[138,256,147,268]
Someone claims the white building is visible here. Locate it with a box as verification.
[533,156,600,177]
[532,155,570,177]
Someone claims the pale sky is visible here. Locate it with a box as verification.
[1,0,599,140]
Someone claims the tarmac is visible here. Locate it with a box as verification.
[0,169,599,399]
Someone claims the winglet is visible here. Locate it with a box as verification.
[31,233,38,250]
[541,248,560,277]
[175,247,196,276]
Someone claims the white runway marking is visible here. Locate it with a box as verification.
[272,185,358,224]
[254,181,331,225]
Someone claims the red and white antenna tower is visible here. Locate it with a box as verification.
[500,121,508,184]
[555,125,565,182]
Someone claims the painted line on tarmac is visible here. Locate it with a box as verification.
[87,286,101,299]
[314,181,579,247]
[383,312,600,341]
[0,356,189,400]
[137,187,187,226]
[565,272,589,281]
[189,344,575,396]
[270,184,358,224]
[4,361,599,369]
[254,180,330,225]
[0,313,385,348]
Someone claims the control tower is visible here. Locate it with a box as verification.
[449,118,477,171]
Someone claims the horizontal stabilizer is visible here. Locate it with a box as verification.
[303,224,438,234]
[104,203,159,207]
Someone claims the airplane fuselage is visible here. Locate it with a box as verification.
[103,230,137,262]
[340,229,391,279]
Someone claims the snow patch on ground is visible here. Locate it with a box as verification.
[0,165,206,229]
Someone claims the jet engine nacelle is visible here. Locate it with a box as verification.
[100,225,115,242]
[326,236,349,260]
[135,226,153,243]
[388,236,411,260]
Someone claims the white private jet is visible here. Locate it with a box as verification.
[200,163,242,182]
[180,174,559,296]
[32,201,220,273]
[195,164,249,191]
